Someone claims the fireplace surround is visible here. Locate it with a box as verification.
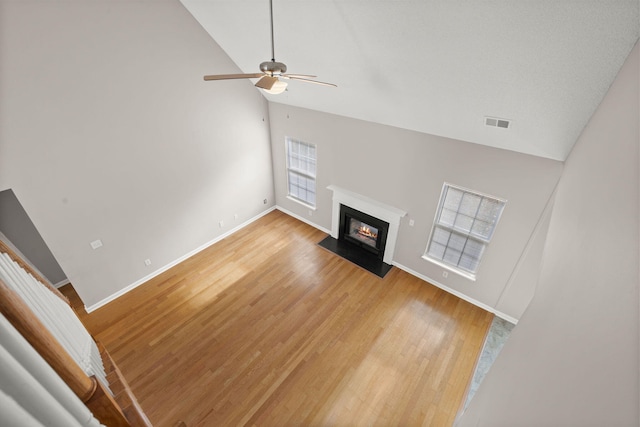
[319,185,407,277]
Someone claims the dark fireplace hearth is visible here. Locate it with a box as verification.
[318,204,393,278]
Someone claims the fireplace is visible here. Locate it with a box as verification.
[339,205,389,260]
[319,185,406,278]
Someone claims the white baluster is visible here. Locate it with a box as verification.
[0,252,110,393]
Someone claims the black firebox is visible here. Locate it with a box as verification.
[338,205,389,261]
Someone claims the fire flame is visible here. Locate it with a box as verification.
[358,226,378,239]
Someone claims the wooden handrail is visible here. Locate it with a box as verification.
[0,279,94,398]
[0,279,131,426]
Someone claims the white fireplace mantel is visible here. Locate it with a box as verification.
[327,185,407,265]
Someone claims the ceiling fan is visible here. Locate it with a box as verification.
[203,0,336,94]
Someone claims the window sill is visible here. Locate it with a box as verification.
[421,255,477,282]
[286,195,316,211]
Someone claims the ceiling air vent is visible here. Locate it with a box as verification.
[485,117,511,129]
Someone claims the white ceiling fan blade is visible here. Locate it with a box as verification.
[204,73,265,81]
[286,76,337,88]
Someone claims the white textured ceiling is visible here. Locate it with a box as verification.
[180,0,639,161]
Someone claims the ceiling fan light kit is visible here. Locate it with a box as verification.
[203,0,335,94]
[263,80,288,94]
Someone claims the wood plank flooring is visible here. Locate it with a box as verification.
[63,210,493,426]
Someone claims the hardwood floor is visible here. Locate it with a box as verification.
[63,210,493,426]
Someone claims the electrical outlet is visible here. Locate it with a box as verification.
[90,239,103,250]
[263,198,268,204]
[234,213,238,220]
[144,259,152,266]
[442,271,448,278]
[409,219,415,227]
[219,220,224,228]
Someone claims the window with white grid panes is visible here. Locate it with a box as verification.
[423,183,506,279]
[286,138,317,207]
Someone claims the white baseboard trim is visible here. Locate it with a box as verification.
[274,208,518,323]
[275,206,331,234]
[275,206,518,324]
[53,279,70,289]
[392,262,519,325]
[84,206,518,326]
[85,207,277,313]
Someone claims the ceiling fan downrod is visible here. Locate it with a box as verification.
[269,0,276,62]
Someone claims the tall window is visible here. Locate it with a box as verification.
[423,183,506,280]
[286,138,317,208]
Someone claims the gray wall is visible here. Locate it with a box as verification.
[458,41,639,426]
[0,189,67,285]
[0,0,275,307]
[269,103,563,320]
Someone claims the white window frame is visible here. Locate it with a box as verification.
[422,183,506,281]
[285,137,317,209]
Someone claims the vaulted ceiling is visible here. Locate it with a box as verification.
[180,0,639,161]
